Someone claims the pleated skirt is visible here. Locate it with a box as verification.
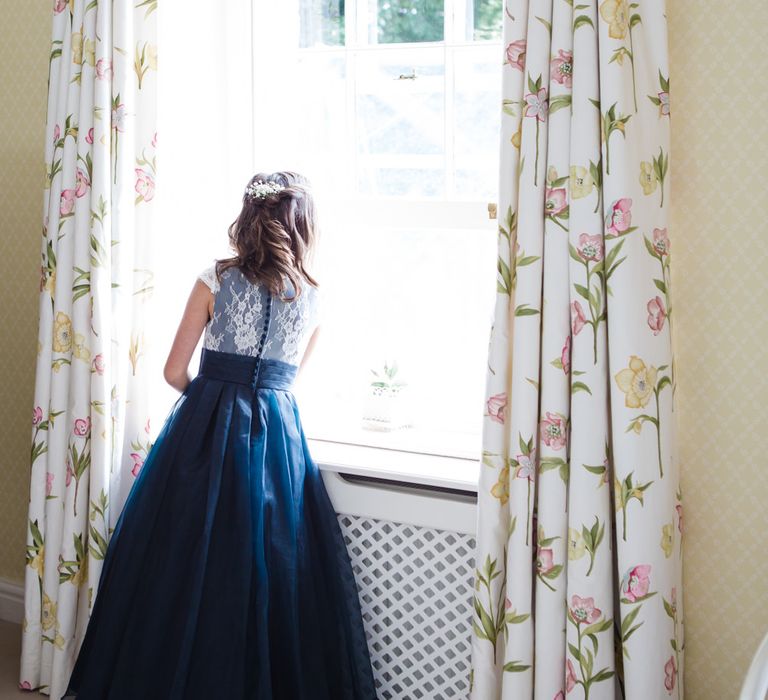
[63,352,377,699]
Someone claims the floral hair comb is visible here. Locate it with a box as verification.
[245,180,285,200]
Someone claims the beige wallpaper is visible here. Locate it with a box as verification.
[669,2,768,698]
[0,2,765,699]
[0,1,51,585]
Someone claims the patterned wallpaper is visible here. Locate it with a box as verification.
[0,0,51,588]
[668,2,768,698]
[0,2,765,699]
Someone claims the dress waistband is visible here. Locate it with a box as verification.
[198,348,297,390]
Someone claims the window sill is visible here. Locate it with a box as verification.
[307,438,480,495]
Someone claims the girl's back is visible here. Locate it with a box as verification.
[199,264,320,365]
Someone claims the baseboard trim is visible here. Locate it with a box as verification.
[0,578,24,625]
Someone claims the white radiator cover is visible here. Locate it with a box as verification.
[322,468,478,699]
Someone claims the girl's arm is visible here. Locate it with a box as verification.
[298,325,321,377]
[163,280,213,392]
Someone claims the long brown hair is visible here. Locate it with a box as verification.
[216,171,319,300]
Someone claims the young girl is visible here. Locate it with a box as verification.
[63,171,377,699]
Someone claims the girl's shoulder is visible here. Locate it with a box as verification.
[197,263,221,294]
[197,261,243,294]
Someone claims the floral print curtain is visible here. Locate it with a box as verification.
[470,0,681,698]
[20,0,157,696]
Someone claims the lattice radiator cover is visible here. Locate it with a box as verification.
[338,514,476,699]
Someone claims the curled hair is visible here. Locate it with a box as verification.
[216,171,319,300]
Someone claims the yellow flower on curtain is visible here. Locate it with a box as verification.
[53,312,72,353]
[639,161,657,194]
[568,528,586,560]
[511,123,522,149]
[614,355,657,408]
[29,544,44,576]
[83,38,96,67]
[73,333,91,362]
[570,165,593,199]
[661,523,674,558]
[490,465,510,505]
[41,594,57,631]
[71,32,82,64]
[599,0,630,40]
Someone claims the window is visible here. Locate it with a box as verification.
[153,0,502,464]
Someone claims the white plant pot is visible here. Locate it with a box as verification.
[362,389,407,432]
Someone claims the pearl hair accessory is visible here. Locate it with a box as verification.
[245,180,285,200]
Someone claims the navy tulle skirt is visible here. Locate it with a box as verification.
[64,349,377,699]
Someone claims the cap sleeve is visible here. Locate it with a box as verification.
[198,264,219,293]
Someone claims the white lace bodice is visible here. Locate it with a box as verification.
[198,264,320,365]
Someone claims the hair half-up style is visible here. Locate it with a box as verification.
[215,171,319,300]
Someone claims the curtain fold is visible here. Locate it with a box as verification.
[20,1,157,697]
[471,1,681,698]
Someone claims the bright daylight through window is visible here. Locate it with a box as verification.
[154,0,503,463]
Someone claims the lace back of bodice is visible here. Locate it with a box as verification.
[198,265,320,366]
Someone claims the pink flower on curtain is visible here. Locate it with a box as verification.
[91,353,104,375]
[145,418,151,433]
[536,547,554,574]
[53,124,60,142]
[135,169,155,202]
[540,412,567,450]
[605,197,632,236]
[550,49,573,88]
[85,127,94,144]
[569,595,602,624]
[571,301,586,335]
[486,393,507,424]
[658,92,670,116]
[515,450,536,481]
[577,233,604,261]
[18,681,32,690]
[96,58,113,80]
[621,564,651,601]
[112,103,127,132]
[554,692,565,700]
[505,39,526,71]
[60,189,76,215]
[45,472,54,497]
[565,660,577,692]
[33,407,43,426]
[73,417,91,436]
[53,0,67,13]
[664,655,677,693]
[130,453,144,477]
[561,336,571,375]
[647,296,666,335]
[653,227,670,256]
[524,88,548,122]
[544,187,567,216]
[75,168,90,197]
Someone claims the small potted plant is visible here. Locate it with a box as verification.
[362,361,408,431]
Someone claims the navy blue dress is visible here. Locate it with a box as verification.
[63,266,376,699]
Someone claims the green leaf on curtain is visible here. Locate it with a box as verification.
[653,279,667,294]
[574,15,594,31]
[514,304,539,317]
[517,255,540,267]
[549,94,572,115]
[535,16,552,36]
[574,284,590,301]
[503,661,531,673]
[572,382,592,395]
[621,605,642,635]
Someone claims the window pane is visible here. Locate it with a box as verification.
[452,45,501,200]
[470,0,502,41]
[297,220,497,457]
[299,0,345,47]
[374,0,444,44]
[356,48,445,197]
